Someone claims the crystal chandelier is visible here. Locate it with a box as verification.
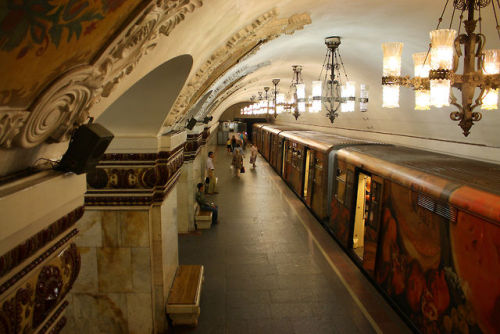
[314,36,365,123]
[288,65,304,120]
[382,0,500,136]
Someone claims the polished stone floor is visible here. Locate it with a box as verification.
[175,146,411,333]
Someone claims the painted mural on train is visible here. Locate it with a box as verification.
[375,181,500,334]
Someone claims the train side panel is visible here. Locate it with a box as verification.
[333,148,500,334]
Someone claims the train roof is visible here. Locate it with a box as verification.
[260,125,299,135]
[252,123,266,129]
[340,145,500,196]
[279,130,380,153]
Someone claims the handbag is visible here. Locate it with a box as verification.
[205,177,210,184]
[240,166,245,173]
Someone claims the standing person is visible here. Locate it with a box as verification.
[240,132,246,150]
[232,148,244,177]
[249,143,258,168]
[196,183,218,225]
[233,143,243,156]
[206,151,217,194]
[226,137,232,154]
[230,135,237,152]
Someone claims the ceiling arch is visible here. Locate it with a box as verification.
[97,54,193,136]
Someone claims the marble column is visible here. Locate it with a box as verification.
[63,132,185,334]
[177,127,203,233]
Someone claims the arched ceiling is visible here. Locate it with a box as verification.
[97,54,192,136]
[1,0,499,161]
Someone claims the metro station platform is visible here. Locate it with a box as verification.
[176,146,411,333]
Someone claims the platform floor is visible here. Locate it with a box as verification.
[176,146,411,333]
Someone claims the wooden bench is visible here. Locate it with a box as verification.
[166,265,204,326]
[194,203,212,229]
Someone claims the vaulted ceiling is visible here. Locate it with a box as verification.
[1,0,499,175]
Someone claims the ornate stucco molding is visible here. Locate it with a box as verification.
[164,10,311,126]
[85,144,185,206]
[0,241,80,334]
[208,78,259,118]
[0,0,202,149]
[184,133,203,161]
[193,61,271,120]
[0,207,84,279]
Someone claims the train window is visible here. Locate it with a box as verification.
[367,181,381,230]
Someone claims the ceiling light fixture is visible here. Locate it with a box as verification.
[382,0,500,136]
[315,36,361,123]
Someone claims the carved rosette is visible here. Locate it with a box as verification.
[0,0,203,149]
[15,68,95,148]
[0,242,80,334]
[85,144,185,206]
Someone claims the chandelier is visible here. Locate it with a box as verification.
[241,87,274,116]
[382,0,500,136]
[313,37,369,123]
[240,37,369,121]
[288,65,304,119]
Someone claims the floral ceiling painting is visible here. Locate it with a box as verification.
[0,0,145,108]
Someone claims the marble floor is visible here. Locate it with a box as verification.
[176,145,411,334]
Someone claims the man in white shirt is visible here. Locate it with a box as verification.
[206,151,218,194]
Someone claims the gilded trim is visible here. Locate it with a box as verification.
[0,229,78,294]
[38,302,68,334]
[0,207,84,279]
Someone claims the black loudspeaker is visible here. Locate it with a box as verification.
[57,123,114,174]
[186,117,197,130]
[203,116,213,124]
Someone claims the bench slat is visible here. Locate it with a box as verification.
[168,265,203,305]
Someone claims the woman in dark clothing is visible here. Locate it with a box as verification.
[230,135,237,152]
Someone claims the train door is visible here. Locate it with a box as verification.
[303,149,315,206]
[352,172,372,260]
[270,134,275,167]
[362,175,383,276]
[282,141,289,179]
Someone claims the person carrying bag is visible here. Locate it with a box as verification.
[232,149,244,177]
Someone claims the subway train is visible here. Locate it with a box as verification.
[252,123,500,334]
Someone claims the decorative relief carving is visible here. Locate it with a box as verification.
[184,133,203,161]
[201,128,210,145]
[0,207,84,279]
[38,302,68,334]
[85,144,185,206]
[15,68,96,149]
[0,243,79,334]
[164,9,311,126]
[0,0,202,149]
[194,62,270,121]
[0,112,29,148]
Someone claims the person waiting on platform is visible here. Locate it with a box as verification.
[230,135,237,152]
[196,183,218,225]
[205,151,217,194]
[233,143,244,157]
[226,138,232,153]
[249,144,258,168]
[232,147,244,177]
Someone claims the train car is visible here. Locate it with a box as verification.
[279,130,379,221]
[330,144,500,334]
[258,125,299,172]
[252,123,266,151]
[260,125,274,161]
